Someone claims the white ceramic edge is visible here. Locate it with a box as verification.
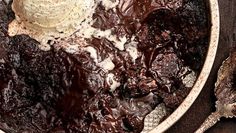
[149,0,220,133]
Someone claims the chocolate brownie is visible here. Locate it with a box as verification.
[0,0,210,132]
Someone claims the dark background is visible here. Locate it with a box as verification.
[166,0,236,133]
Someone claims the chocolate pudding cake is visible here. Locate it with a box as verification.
[0,0,210,133]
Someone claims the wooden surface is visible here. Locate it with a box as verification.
[166,0,236,133]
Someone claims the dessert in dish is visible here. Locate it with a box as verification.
[0,0,210,132]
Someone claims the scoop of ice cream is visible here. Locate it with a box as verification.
[8,0,94,50]
[13,0,77,28]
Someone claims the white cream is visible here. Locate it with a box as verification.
[64,44,79,54]
[101,0,119,10]
[106,73,120,91]
[98,57,115,71]
[8,0,96,50]
[77,26,127,51]
[83,46,98,63]
[0,59,5,63]
[125,39,139,62]
[9,0,126,52]
[112,35,127,51]
[95,30,127,51]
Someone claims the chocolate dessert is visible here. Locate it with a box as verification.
[0,0,210,133]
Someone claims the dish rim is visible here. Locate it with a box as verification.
[149,0,220,132]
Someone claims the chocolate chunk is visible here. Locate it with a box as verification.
[0,0,210,132]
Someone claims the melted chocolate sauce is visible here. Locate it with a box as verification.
[0,0,210,132]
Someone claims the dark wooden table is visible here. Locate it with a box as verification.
[166,0,236,133]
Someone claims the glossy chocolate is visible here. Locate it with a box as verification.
[0,0,210,132]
